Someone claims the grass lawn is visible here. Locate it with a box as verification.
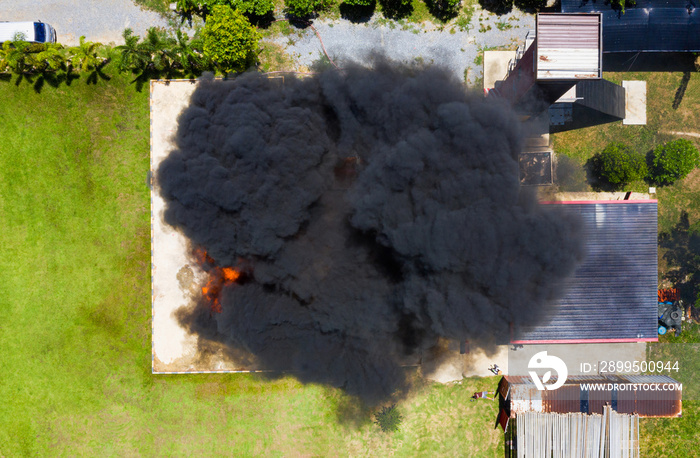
[0,68,503,456]
[552,72,700,230]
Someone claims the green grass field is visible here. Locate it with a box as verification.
[2,62,699,455]
[0,68,504,456]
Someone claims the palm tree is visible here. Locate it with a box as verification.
[141,27,177,76]
[116,28,148,74]
[172,29,211,77]
[3,40,32,78]
[31,43,66,73]
[0,41,13,73]
[68,36,102,72]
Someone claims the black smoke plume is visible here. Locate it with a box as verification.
[157,59,584,403]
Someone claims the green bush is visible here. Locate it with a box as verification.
[231,0,275,15]
[374,404,402,433]
[650,139,700,185]
[592,142,647,187]
[202,5,260,74]
[284,0,331,17]
[344,0,374,7]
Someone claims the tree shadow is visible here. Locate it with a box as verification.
[339,1,377,22]
[478,0,513,15]
[14,72,35,88]
[378,0,413,19]
[513,0,547,13]
[584,156,624,191]
[425,0,460,21]
[672,72,692,110]
[86,59,112,85]
[286,15,315,28]
[247,11,276,28]
[658,211,700,305]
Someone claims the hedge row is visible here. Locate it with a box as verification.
[0,7,260,85]
[177,0,461,22]
[591,139,700,188]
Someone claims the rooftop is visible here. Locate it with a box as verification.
[514,199,658,343]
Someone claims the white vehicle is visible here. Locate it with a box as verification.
[0,21,57,43]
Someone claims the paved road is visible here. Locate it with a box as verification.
[267,9,535,84]
[0,0,171,46]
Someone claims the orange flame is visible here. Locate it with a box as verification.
[194,249,241,313]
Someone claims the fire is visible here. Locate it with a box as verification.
[194,248,242,313]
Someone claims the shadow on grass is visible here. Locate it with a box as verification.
[478,0,512,15]
[247,11,277,28]
[673,71,692,110]
[425,0,460,21]
[583,156,625,191]
[331,390,373,428]
[340,1,377,22]
[378,0,413,19]
[513,0,548,13]
[659,211,700,304]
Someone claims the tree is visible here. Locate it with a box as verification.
[68,36,102,73]
[172,29,212,77]
[284,0,331,17]
[650,139,700,185]
[230,0,275,16]
[344,0,374,7]
[374,404,402,432]
[591,142,647,187]
[202,5,259,74]
[425,0,460,21]
[116,28,150,73]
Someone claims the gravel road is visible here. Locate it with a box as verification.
[267,9,535,85]
[0,0,171,46]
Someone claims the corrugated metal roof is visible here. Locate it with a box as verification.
[515,201,658,343]
[561,1,700,52]
[536,14,602,80]
[514,408,639,457]
[503,375,682,417]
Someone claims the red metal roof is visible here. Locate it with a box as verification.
[501,375,682,418]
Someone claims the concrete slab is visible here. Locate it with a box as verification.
[508,343,648,376]
[483,51,516,91]
[622,80,647,125]
[548,192,652,202]
[423,342,510,383]
[424,341,649,382]
[151,80,253,373]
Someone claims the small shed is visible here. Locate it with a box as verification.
[536,14,602,80]
[497,375,683,420]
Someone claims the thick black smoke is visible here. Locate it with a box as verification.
[157,59,584,403]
